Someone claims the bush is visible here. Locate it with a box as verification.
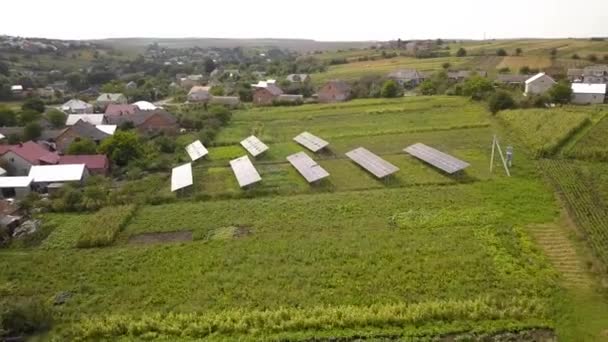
[23,122,41,141]
[462,76,494,100]
[21,98,45,113]
[548,81,573,105]
[46,109,66,128]
[76,205,137,248]
[498,67,511,74]
[496,49,507,56]
[66,138,97,155]
[380,80,401,98]
[488,91,516,114]
[0,299,52,337]
[456,48,467,57]
[572,54,580,60]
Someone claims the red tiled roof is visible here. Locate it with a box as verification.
[58,154,109,171]
[2,141,59,165]
[105,104,138,116]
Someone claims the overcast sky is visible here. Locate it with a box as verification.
[1,0,607,41]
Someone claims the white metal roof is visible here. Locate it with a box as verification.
[133,101,158,111]
[0,176,32,188]
[185,140,209,161]
[28,164,86,183]
[171,163,193,192]
[240,136,269,157]
[0,167,6,176]
[0,133,5,140]
[230,156,261,188]
[571,83,607,94]
[525,72,548,84]
[11,85,23,91]
[95,125,117,135]
[66,114,105,126]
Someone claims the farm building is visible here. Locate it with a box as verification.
[318,80,351,103]
[583,65,608,84]
[96,93,128,110]
[252,82,284,105]
[0,176,32,199]
[61,99,94,114]
[497,74,531,85]
[105,104,139,116]
[571,83,607,104]
[387,69,424,87]
[187,86,211,103]
[28,164,89,188]
[133,101,158,111]
[447,70,487,82]
[58,155,110,176]
[180,75,205,89]
[106,109,178,135]
[0,142,59,176]
[567,68,584,82]
[55,120,111,152]
[65,114,106,126]
[524,73,556,96]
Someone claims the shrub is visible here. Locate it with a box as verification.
[572,53,580,60]
[496,48,507,56]
[456,48,467,57]
[462,76,494,100]
[0,299,52,337]
[21,98,45,113]
[588,54,598,62]
[380,80,401,98]
[488,91,516,114]
[76,205,137,248]
[66,138,97,155]
[548,81,573,105]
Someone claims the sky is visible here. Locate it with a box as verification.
[1,0,607,41]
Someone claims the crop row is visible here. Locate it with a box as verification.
[76,205,137,248]
[566,116,608,162]
[540,160,608,269]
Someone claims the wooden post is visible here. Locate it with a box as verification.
[494,138,511,177]
[490,135,496,173]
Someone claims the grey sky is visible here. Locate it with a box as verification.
[1,0,607,41]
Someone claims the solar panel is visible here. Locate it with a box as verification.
[185,140,209,161]
[171,163,193,192]
[240,135,269,157]
[404,143,470,174]
[345,147,399,178]
[287,152,330,183]
[230,156,262,188]
[293,132,329,152]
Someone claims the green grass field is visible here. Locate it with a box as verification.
[2,96,608,340]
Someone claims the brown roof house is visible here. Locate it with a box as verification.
[583,65,608,84]
[55,120,111,152]
[496,74,532,85]
[107,109,178,135]
[187,86,211,103]
[105,104,139,116]
[0,141,59,176]
[318,80,352,103]
[95,93,128,111]
[388,69,424,87]
[58,155,110,176]
[252,81,284,106]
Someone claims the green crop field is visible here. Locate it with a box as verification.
[2,96,608,340]
[566,115,608,161]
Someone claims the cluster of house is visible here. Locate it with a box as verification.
[387,69,488,87]
[0,94,180,199]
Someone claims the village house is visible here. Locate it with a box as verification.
[55,120,111,152]
[286,74,310,83]
[65,114,106,126]
[106,109,178,135]
[96,93,128,110]
[105,104,139,116]
[58,155,110,176]
[28,164,89,190]
[317,80,352,103]
[0,141,59,176]
[10,85,23,96]
[126,81,138,89]
[571,83,607,105]
[0,176,32,199]
[180,75,204,89]
[187,86,211,103]
[36,87,55,99]
[133,101,158,111]
[62,99,95,115]
[387,69,424,87]
[252,81,284,105]
[524,73,556,96]
[567,69,584,83]
[583,65,608,84]
[447,70,488,82]
[276,94,304,104]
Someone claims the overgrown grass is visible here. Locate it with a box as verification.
[76,205,137,248]
[566,116,608,161]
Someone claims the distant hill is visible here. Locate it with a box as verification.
[91,38,376,53]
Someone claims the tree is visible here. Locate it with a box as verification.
[588,54,598,62]
[203,58,216,73]
[550,49,558,59]
[21,98,45,113]
[519,66,531,74]
[46,109,66,128]
[442,62,451,70]
[0,61,9,76]
[23,122,41,140]
[496,48,507,56]
[98,131,143,166]
[380,80,401,98]
[65,138,97,155]
[604,55,608,61]
[66,72,86,90]
[488,91,516,114]
[548,82,572,105]
[515,48,522,56]
[462,76,494,100]
[0,106,17,126]
[418,79,438,95]
[456,48,467,57]
[210,85,225,96]
[19,110,42,125]
[572,54,580,60]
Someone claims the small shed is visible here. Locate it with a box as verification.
[0,177,33,199]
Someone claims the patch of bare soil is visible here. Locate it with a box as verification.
[128,231,193,245]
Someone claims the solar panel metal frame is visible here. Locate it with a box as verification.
[286,152,330,183]
[293,132,329,153]
[345,147,399,178]
[185,140,209,161]
[404,143,470,174]
[229,155,262,188]
[171,163,193,192]
[240,135,269,157]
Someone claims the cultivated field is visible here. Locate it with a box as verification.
[2,96,608,340]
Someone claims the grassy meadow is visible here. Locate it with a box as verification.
[2,96,608,340]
